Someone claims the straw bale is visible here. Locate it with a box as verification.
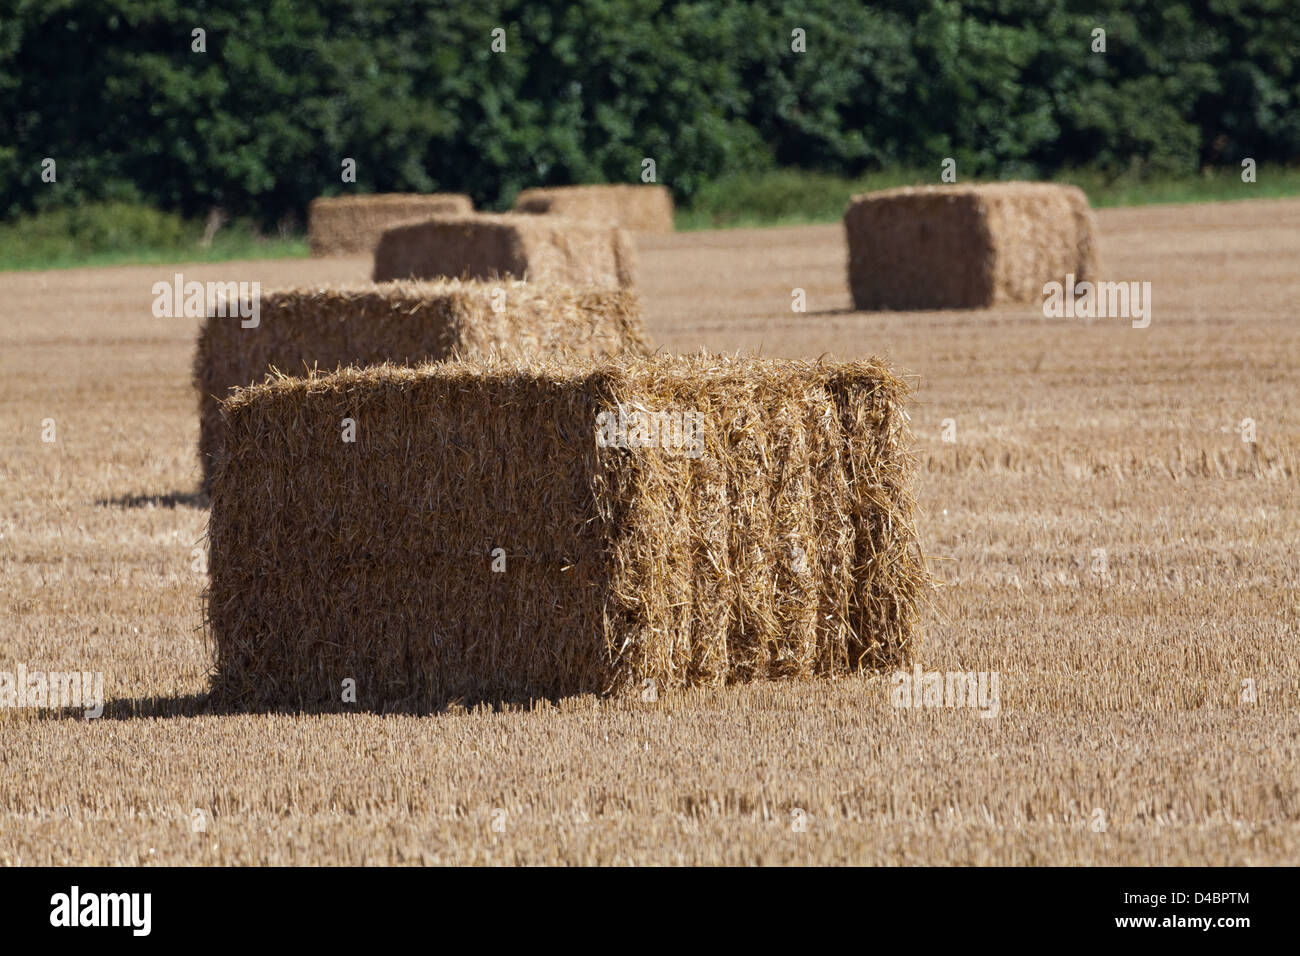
[193,280,647,490]
[514,184,674,233]
[308,194,474,256]
[206,353,924,710]
[372,213,637,288]
[844,182,1100,310]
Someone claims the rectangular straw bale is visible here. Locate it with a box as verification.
[308,193,474,256]
[844,182,1100,310]
[514,184,675,233]
[372,213,637,288]
[206,354,925,710]
[194,280,647,490]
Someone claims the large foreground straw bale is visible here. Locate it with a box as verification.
[206,354,925,710]
[372,213,637,288]
[845,182,1099,310]
[194,280,647,489]
[514,184,674,233]
[308,194,474,256]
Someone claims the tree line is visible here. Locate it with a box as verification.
[2,0,1296,225]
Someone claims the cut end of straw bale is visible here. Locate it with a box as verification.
[206,353,925,711]
[193,279,648,490]
[372,213,638,289]
[514,184,675,233]
[307,193,474,256]
[844,182,1100,310]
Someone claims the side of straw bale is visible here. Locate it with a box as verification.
[206,354,923,710]
[372,213,637,288]
[307,194,474,256]
[1065,187,1101,285]
[844,182,1100,310]
[193,280,647,489]
[514,185,675,233]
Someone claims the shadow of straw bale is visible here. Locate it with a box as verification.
[32,690,568,722]
[95,490,209,509]
[26,693,214,722]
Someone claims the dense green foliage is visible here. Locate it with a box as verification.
[2,0,1297,226]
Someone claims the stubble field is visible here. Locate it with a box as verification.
[1,198,1297,864]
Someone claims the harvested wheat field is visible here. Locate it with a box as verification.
[194,280,647,488]
[0,197,1297,865]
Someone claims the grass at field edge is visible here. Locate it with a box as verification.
[3,165,1297,271]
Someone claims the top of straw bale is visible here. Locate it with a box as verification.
[372,213,637,288]
[210,277,649,359]
[514,184,674,233]
[225,350,904,411]
[308,193,475,256]
[849,182,1088,203]
[310,193,474,210]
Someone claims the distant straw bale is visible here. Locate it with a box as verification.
[206,353,925,711]
[193,280,647,490]
[844,182,1100,310]
[308,194,474,256]
[372,213,637,288]
[514,184,675,233]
